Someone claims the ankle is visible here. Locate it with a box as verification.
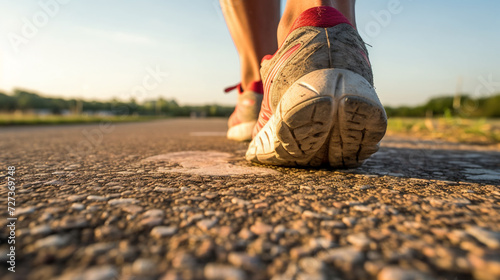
[278,0,356,45]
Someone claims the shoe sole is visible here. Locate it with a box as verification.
[246,69,387,168]
[227,121,256,141]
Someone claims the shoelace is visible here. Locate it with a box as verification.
[224,83,243,94]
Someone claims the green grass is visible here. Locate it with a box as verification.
[0,114,165,126]
[387,117,500,144]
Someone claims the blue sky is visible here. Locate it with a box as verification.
[0,0,499,106]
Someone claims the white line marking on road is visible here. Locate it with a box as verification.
[142,151,280,176]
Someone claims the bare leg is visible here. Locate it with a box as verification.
[278,0,356,45]
[220,0,280,90]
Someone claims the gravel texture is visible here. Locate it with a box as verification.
[0,118,499,280]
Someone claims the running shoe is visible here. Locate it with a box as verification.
[246,6,387,168]
[226,81,263,141]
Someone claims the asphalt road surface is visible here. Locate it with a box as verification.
[1,118,499,280]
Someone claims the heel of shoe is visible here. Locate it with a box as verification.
[313,69,386,168]
[247,68,387,168]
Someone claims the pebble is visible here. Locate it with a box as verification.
[38,212,53,222]
[105,193,120,199]
[321,207,340,216]
[403,221,421,229]
[59,216,88,229]
[270,245,286,257]
[82,265,118,280]
[154,186,178,193]
[84,242,116,256]
[466,226,500,249]
[300,185,312,191]
[45,179,65,186]
[353,205,373,212]
[347,233,371,250]
[67,194,87,202]
[132,258,157,276]
[187,213,204,224]
[204,264,246,280]
[460,241,485,255]
[94,225,120,239]
[197,219,218,231]
[45,206,64,214]
[116,171,134,175]
[299,257,325,274]
[218,226,234,237]
[273,224,287,235]
[284,262,299,277]
[365,260,385,276]
[228,252,262,271]
[296,272,327,280]
[468,253,500,280]
[302,210,328,219]
[108,185,124,191]
[254,202,269,209]
[320,247,364,270]
[64,164,81,170]
[287,205,304,214]
[309,237,335,249]
[346,201,362,206]
[446,229,468,244]
[151,226,178,238]
[377,266,434,280]
[71,203,85,211]
[34,234,70,249]
[342,217,357,227]
[16,206,36,215]
[290,246,314,260]
[320,220,346,228]
[202,192,219,199]
[144,209,165,217]
[86,205,100,212]
[232,197,251,206]
[196,239,215,258]
[452,198,472,206]
[238,228,256,240]
[108,198,139,206]
[87,195,108,201]
[290,220,309,234]
[250,221,273,235]
[30,224,52,235]
[139,216,164,227]
[172,252,196,268]
[377,205,399,215]
[121,204,144,215]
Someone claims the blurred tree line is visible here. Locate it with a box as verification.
[0,89,234,117]
[384,94,500,118]
[1,89,498,118]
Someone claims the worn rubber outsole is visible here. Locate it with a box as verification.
[246,69,387,168]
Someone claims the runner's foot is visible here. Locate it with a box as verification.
[226,81,264,141]
[246,6,387,168]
